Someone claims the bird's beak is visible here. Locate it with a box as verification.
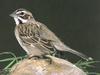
[9,12,15,17]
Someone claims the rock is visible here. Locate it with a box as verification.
[10,55,86,75]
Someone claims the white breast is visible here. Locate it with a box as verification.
[14,28,30,54]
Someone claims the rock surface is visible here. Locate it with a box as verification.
[10,55,86,75]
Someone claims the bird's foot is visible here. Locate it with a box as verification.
[28,55,42,60]
[51,48,57,57]
[42,55,53,64]
[28,55,52,64]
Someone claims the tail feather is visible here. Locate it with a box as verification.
[53,43,93,61]
[65,49,93,61]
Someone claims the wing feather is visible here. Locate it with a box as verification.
[17,23,54,51]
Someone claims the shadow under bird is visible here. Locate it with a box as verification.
[10,8,92,61]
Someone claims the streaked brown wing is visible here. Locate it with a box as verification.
[17,23,54,50]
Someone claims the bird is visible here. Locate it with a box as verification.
[10,8,92,61]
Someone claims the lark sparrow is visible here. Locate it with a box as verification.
[10,8,92,60]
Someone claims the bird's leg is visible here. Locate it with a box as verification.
[42,55,53,64]
[28,54,52,64]
[50,42,57,56]
[51,48,57,56]
[28,55,43,60]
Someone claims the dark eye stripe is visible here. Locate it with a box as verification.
[20,14,30,19]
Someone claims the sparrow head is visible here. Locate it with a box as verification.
[10,8,34,25]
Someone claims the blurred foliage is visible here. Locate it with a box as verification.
[0,52,26,75]
[75,60,100,75]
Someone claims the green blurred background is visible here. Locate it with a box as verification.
[0,0,100,72]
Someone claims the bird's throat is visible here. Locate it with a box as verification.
[14,17,28,25]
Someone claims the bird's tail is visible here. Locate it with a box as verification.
[64,48,93,61]
[53,41,93,61]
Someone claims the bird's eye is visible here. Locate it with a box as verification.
[20,12,24,15]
